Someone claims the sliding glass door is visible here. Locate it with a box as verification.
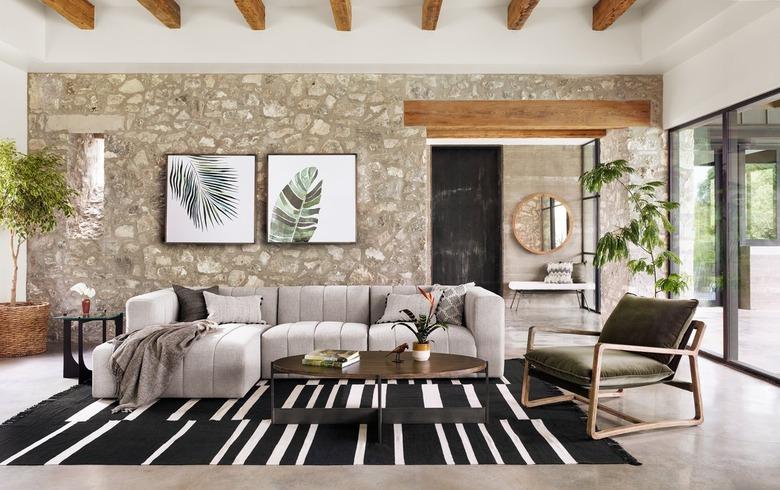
[671,115,724,356]
[730,99,780,378]
[671,89,780,382]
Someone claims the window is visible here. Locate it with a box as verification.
[670,89,780,383]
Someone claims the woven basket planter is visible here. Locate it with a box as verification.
[0,302,50,357]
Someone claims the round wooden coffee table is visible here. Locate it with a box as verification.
[271,351,489,444]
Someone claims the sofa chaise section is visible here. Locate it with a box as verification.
[92,286,274,399]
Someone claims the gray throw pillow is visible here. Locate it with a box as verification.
[203,291,264,324]
[173,285,218,322]
[376,291,443,324]
[432,282,475,326]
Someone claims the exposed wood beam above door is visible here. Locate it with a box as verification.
[592,0,636,31]
[507,0,540,30]
[425,128,608,139]
[41,0,95,29]
[137,0,180,29]
[235,0,265,30]
[404,100,652,131]
[422,0,443,30]
[329,0,352,31]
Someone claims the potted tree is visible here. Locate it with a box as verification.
[580,159,687,296]
[0,140,75,357]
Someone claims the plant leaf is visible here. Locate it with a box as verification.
[269,166,322,243]
[400,308,417,322]
[392,322,421,342]
[169,155,239,230]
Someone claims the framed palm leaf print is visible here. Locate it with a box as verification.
[267,154,357,243]
[165,154,256,243]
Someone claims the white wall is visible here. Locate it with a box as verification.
[0,61,27,303]
[663,7,780,129]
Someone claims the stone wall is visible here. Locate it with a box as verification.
[27,73,663,341]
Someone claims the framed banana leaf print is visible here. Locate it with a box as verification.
[267,154,357,243]
[165,154,256,243]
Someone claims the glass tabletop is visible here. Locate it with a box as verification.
[54,312,123,321]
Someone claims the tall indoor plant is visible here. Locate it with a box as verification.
[580,159,687,297]
[0,140,75,356]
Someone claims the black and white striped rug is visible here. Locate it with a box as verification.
[0,359,638,465]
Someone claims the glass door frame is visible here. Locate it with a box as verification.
[669,86,780,386]
[581,139,601,314]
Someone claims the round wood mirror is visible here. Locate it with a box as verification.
[512,192,573,254]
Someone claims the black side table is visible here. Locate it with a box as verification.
[56,312,124,385]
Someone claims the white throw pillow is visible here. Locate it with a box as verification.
[203,291,264,324]
[376,290,443,324]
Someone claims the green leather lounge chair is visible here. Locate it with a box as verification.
[521,293,706,439]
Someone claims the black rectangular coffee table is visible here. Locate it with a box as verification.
[271,351,489,444]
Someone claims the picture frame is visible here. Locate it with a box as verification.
[165,154,257,244]
[266,154,357,244]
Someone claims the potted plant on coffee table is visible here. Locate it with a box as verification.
[0,140,75,357]
[391,287,448,361]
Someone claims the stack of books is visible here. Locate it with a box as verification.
[302,349,360,368]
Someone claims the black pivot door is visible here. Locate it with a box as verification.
[431,146,502,294]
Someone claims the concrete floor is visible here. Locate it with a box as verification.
[696,306,780,376]
[1,307,779,489]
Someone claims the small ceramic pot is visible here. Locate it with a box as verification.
[412,342,431,361]
[81,298,91,316]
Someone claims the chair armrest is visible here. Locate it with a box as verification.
[464,287,505,377]
[596,342,697,357]
[526,326,600,352]
[125,288,178,333]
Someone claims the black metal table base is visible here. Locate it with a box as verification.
[271,363,490,445]
[60,313,124,385]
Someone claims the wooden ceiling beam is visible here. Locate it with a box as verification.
[422,0,443,31]
[329,0,352,31]
[137,0,180,28]
[425,128,608,139]
[235,0,265,30]
[507,0,540,30]
[404,100,652,130]
[41,0,94,29]
[592,0,637,31]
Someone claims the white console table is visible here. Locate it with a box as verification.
[508,281,596,310]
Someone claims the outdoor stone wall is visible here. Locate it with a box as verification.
[27,73,663,341]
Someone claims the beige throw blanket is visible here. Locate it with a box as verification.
[110,320,215,413]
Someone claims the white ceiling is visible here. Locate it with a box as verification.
[1,0,778,74]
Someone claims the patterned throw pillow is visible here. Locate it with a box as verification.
[432,282,475,326]
[376,291,443,324]
[544,262,573,284]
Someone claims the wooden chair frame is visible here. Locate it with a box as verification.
[520,321,706,440]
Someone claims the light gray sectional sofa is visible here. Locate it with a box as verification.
[92,285,505,399]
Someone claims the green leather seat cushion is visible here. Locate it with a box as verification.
[525,346,674,389]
